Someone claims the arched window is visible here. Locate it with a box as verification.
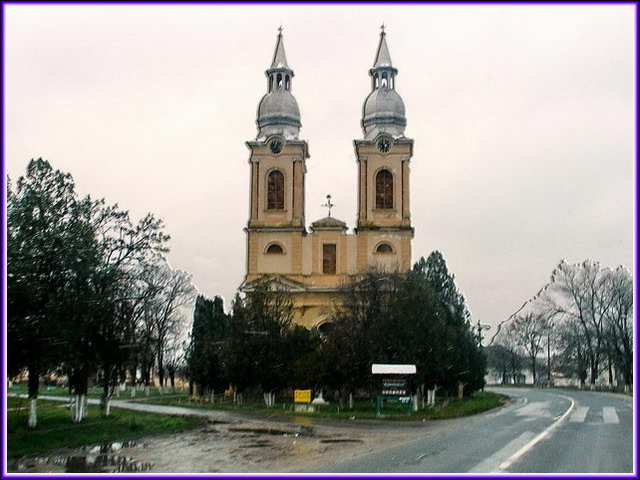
[285,75,290,90]
[375,169,393,209]
[267,170,285,210]
[265,243,284,254]
[375,243,394,254]
[277,73,282,89]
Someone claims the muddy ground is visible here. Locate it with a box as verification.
[9,413,462,474]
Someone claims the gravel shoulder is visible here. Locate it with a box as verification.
[8,394,512,473]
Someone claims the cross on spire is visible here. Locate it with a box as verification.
[278,25,283,35]
[380,23,385,34]
[322,194,334,218]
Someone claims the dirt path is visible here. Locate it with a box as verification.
[7,395,477,473]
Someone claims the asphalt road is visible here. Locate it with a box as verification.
[310,387,634,474]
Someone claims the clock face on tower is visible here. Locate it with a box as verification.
[377,138,391,153]
[269,139,283,154]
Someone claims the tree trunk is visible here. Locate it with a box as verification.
[28,398,38,429]
[531,355,536,385]
[590,357,598,386]
[27,365,39,429]
[348,393,353,410]
[263,391,275,408]
[101,383,112,417]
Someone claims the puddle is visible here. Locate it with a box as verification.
[320,438,363,444]
[11,441,153,473]
[240,440,272,448]
[291,416,315,426]
[229,426,314,437]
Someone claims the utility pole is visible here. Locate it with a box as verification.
[475,320,491,347]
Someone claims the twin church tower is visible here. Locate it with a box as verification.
[241,28,414,328]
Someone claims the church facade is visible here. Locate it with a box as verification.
[241,28,414,328]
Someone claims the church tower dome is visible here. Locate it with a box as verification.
[361,26,406,139]
[256,28,301,140]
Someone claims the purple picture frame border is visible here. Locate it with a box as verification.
[0,1,637,478]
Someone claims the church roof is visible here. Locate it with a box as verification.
[373,30,393,68]
[310,216,348,231]
[270,29,289,69]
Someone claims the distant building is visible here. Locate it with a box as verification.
[241,28,414,327]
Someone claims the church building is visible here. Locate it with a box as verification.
[241,28,414,328]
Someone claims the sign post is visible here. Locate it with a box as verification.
[293,389,313,412]
[371,364,417,416]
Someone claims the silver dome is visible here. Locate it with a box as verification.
[257,89,301,139]
[362,87,406,139]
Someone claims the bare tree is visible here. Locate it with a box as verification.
[145,257,196,392]
[603,267,633,389]
[549,260,611,386]
[507,311,553,384]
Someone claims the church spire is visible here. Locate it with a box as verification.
[271,26,289,69]
[373,24,393,68]
[256,28,301,140]
[361,26,406,139]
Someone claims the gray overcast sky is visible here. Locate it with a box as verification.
[4,4,635,330]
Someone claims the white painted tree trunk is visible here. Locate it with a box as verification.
[28,398,37,429]
[130,386,136,397]
[71,394,87,422]
[263,392,275,407]
[412,395,419,412]
[103,397,111,417]
[427,388,437,405]
[349,393,353,409]
[72,395,80,423]
[144,386,150,396]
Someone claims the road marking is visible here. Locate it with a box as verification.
[515,401,551,418]
[570,406,589,423]
[602,407,619,424]
[468,432,535,473]
[496,393,575,473]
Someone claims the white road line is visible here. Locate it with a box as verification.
[496,393,575,473]
[468,432,535,473]
[602,407,619,424]
[570,406,589,423]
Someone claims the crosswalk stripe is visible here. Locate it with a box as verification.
[468,432,535,473]
[602,407,619,424]
[570,406,589,423]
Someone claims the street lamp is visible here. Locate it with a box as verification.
[475,320,491,347]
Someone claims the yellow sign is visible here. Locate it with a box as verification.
[294,389,312,404]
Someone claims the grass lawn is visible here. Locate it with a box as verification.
[134,391,507,421]
[7,384,189,398]
[6,397,205,458]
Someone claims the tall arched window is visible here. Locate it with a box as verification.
[375,169,393,209]
[267,170,285,210]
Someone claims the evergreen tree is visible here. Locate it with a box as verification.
[187,295,229,395]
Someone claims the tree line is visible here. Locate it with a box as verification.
[489,260,633,390]
[7,159,195,427]
[186,251,486,407]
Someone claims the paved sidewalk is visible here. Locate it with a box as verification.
[8,393,241,423]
